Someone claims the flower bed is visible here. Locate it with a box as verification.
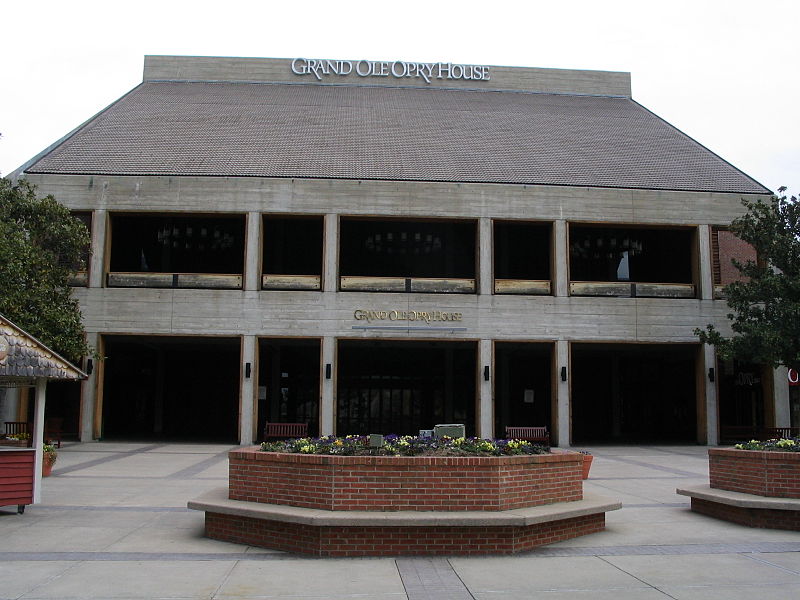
[230,447,582,511]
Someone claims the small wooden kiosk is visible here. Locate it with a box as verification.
[0,314,86,513]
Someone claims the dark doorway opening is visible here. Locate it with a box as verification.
[572,344,697,443]
[44,381,82,442]
[102,336,240,442]
[495,343,553,438]
[258,339,320,439]
[717,360,766,429]
[337,340,476,436]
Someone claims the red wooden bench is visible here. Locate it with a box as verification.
[264,422,308,440]
[3,422,32,447]
[505,426,550,445]
[719,425,799,444]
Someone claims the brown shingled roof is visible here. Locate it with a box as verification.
[26,81,768,194]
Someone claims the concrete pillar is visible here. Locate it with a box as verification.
[773,366,791,427]
[698,225,714,300]
[323,214,339,293]
[32,379,46,503]
[89,210,107,288]
[478,339,493,438]
[240,335,257,445]
[556,339,570,447]
[479,218,492,295]
[703,344,719,446]
[80,332,99,441]
[554,220,569,297]
[244,212,261,292]
[320,336,335,436]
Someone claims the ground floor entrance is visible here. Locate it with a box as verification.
[571,344,698,443]
[336,340,477,436]
[101,336,240,442]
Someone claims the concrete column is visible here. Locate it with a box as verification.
[703,344,719,445]
[554,220,569,297]
[244,212,261,292]
[33,379,46,503]
[556,339,570,447]
[698,225,714,300]
[478,339,493,438]
[478,218,492,296]
[323,214,339,293]
[321,336,335,436]
[773,366,791,427]
[89,210,107,288]
[0,388,18,426]
[80,332,99,441]
[240,335,257,445]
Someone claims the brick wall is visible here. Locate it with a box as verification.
[691,498,800,531]
[713,228,756,285]
[228,448,583,511]
[205,511,605,556]
[708,448,800,498]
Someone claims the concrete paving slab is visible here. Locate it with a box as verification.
[747,551,800,573]
[215,559,406,598]
[18,560,237,599]
[450,556,646,592]
[657,583,800,599]
[0,561,74,600]
[601,553,800,587]
[470,589,668,600]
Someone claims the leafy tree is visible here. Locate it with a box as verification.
[0,177,93,363]
[695,187,800,371]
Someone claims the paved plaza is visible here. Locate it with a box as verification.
[1,443,799,599]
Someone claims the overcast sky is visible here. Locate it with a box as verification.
[1,0,796,194]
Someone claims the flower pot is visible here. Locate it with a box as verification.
[582,454,593,479]
[42,456,57,477]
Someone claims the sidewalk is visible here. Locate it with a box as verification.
[1,443,799,599]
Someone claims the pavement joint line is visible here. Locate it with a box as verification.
[599,455,705,478]
[743,552,800,575]
[51,443,169,475]
[32,505,192,512]
[169,448,236,479]
[597,555,679,599]
[396,558,475,600]
[2,542,799,563]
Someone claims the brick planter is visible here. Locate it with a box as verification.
[190,448,621,556]
[709,448,800,498]
[677,448,800,531]
[228,448,583,511]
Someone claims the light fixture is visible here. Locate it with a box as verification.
[561,366,567,382]
[708,368,715,382]
[484,366,490,381]
[245,362,251,378]
[325,364,332,379]
[86,359,93,375]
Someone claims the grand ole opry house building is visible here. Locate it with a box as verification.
[2,55,797,446]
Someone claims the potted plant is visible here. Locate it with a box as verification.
[578,450,593,479]
[42,443,58,477]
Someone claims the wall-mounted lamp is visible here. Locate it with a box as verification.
[708,367,715,382]
[325,364,332,380]
[484,366,490,381]
[560,366,567,382]
[245,362,251,379]
[86,359,93,375]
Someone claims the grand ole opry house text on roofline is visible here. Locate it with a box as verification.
[1,55,798,446]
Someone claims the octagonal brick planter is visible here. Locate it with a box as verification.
[189,448,622,556]
[228,448,584,511]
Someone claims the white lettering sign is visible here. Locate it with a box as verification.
[292,58,490,84]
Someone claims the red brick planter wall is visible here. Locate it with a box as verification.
[205,511,605,557]
[229,448,583,511]
[709,448,800,499]
[690,498,800,531]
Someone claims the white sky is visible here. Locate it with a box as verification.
[1,0,797,193]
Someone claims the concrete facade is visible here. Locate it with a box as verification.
[15,56,782,446]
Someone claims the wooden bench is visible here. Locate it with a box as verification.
[506,426,550,445]
[719,426,799,444]
[263,422,308,441]
[2,422,32,448]
[45,418,64,448]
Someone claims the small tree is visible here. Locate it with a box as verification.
[0,178,93,363]
[695,187,800,371]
